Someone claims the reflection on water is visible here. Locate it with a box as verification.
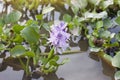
[57,52,114,80]
[0,50,115,80]
[89,52,115,80]
[0,67,23,80]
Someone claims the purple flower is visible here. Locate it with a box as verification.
[48,21,70,53]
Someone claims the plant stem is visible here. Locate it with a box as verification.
[18,57,26,71]
[18,57,30,75]
[26,58,30,75]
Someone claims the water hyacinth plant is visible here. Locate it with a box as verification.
[1,0,120,80]
[0,10,70,77]
[48,21,70,54]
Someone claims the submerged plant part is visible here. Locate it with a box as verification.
[48,21,70,53]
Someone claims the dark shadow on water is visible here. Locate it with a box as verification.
[43,73,64,80]
[0,57,64,80]
[101,58,115,80]
[22,71,64,80]
[89,52,115,80]
[89,52,99,61]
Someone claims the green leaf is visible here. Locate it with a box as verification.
[10,45,26,57]
[88,0,101,5]
[13,34,23,43]
[110,33,115,39]
[21,27,40,44]
[71,0,88,9]
[103,18,113,28]
[0,18,5,27]
[73,16,80,26]
[110,42,119,47]
[4,11,22,23]
[88,36,95,47]
[0,44,5,50]
[96,21,103,29]
[85,11,107,19]
[115,33,120,42]
[36,14,43,20]
[103,54,112,62]
[49,59,58,66]
[99,30,111,38]
[13,24,24,34]
[48,55,59,66]
[48,48,54,60]
[26,20,38,26]
[115,71,120,80]
[115,16,120,25]
[112,52,120,68]
[63,14,72,22]
[117,10,120,17]
[53,55,59,61]
[25,20,39,33]
[71,6,79,15]
[22,51,35,57]
[101,0,113,9]
[41,58,48,65]
[42,6,55,14]
[0,27,3,35]
[89,47,101,52]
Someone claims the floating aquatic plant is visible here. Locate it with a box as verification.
[48,21,70,54]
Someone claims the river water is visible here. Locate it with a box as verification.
[0,1,116,80]
[0,50,114,80]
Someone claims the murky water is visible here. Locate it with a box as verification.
[0,51,115,80]
[0,40,115,80]
[0,1,116,80]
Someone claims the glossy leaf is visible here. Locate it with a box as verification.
[103,18,113,28]
[49,59,58,66]
[10,45,26,57]
[48,48,54,60]
[42,6,55,14]
[103,54,112,62]
[53,55,59,61]
[101,0,113,9]
[117,10,120,17]
[13,34,23,43]
[89,47,101,52]
[88,0,101,5]
[96,21,103,29]
[22,51,35,57]
[36,14,43,20]
[84,11,107,19]
[63,14,72,22]
[115,33,120,42]
[115,16,120,25]
[4,11,22,23]
[88,36,95,47]
[71,0,88,9]
[99,30,111,38]
[115,71,120,80]
[71,6,79,15]
[13,24,24,34]
[112,52,120,68]
[0,44,5,50]
[21,27,40,44]
[25,20,40,33]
